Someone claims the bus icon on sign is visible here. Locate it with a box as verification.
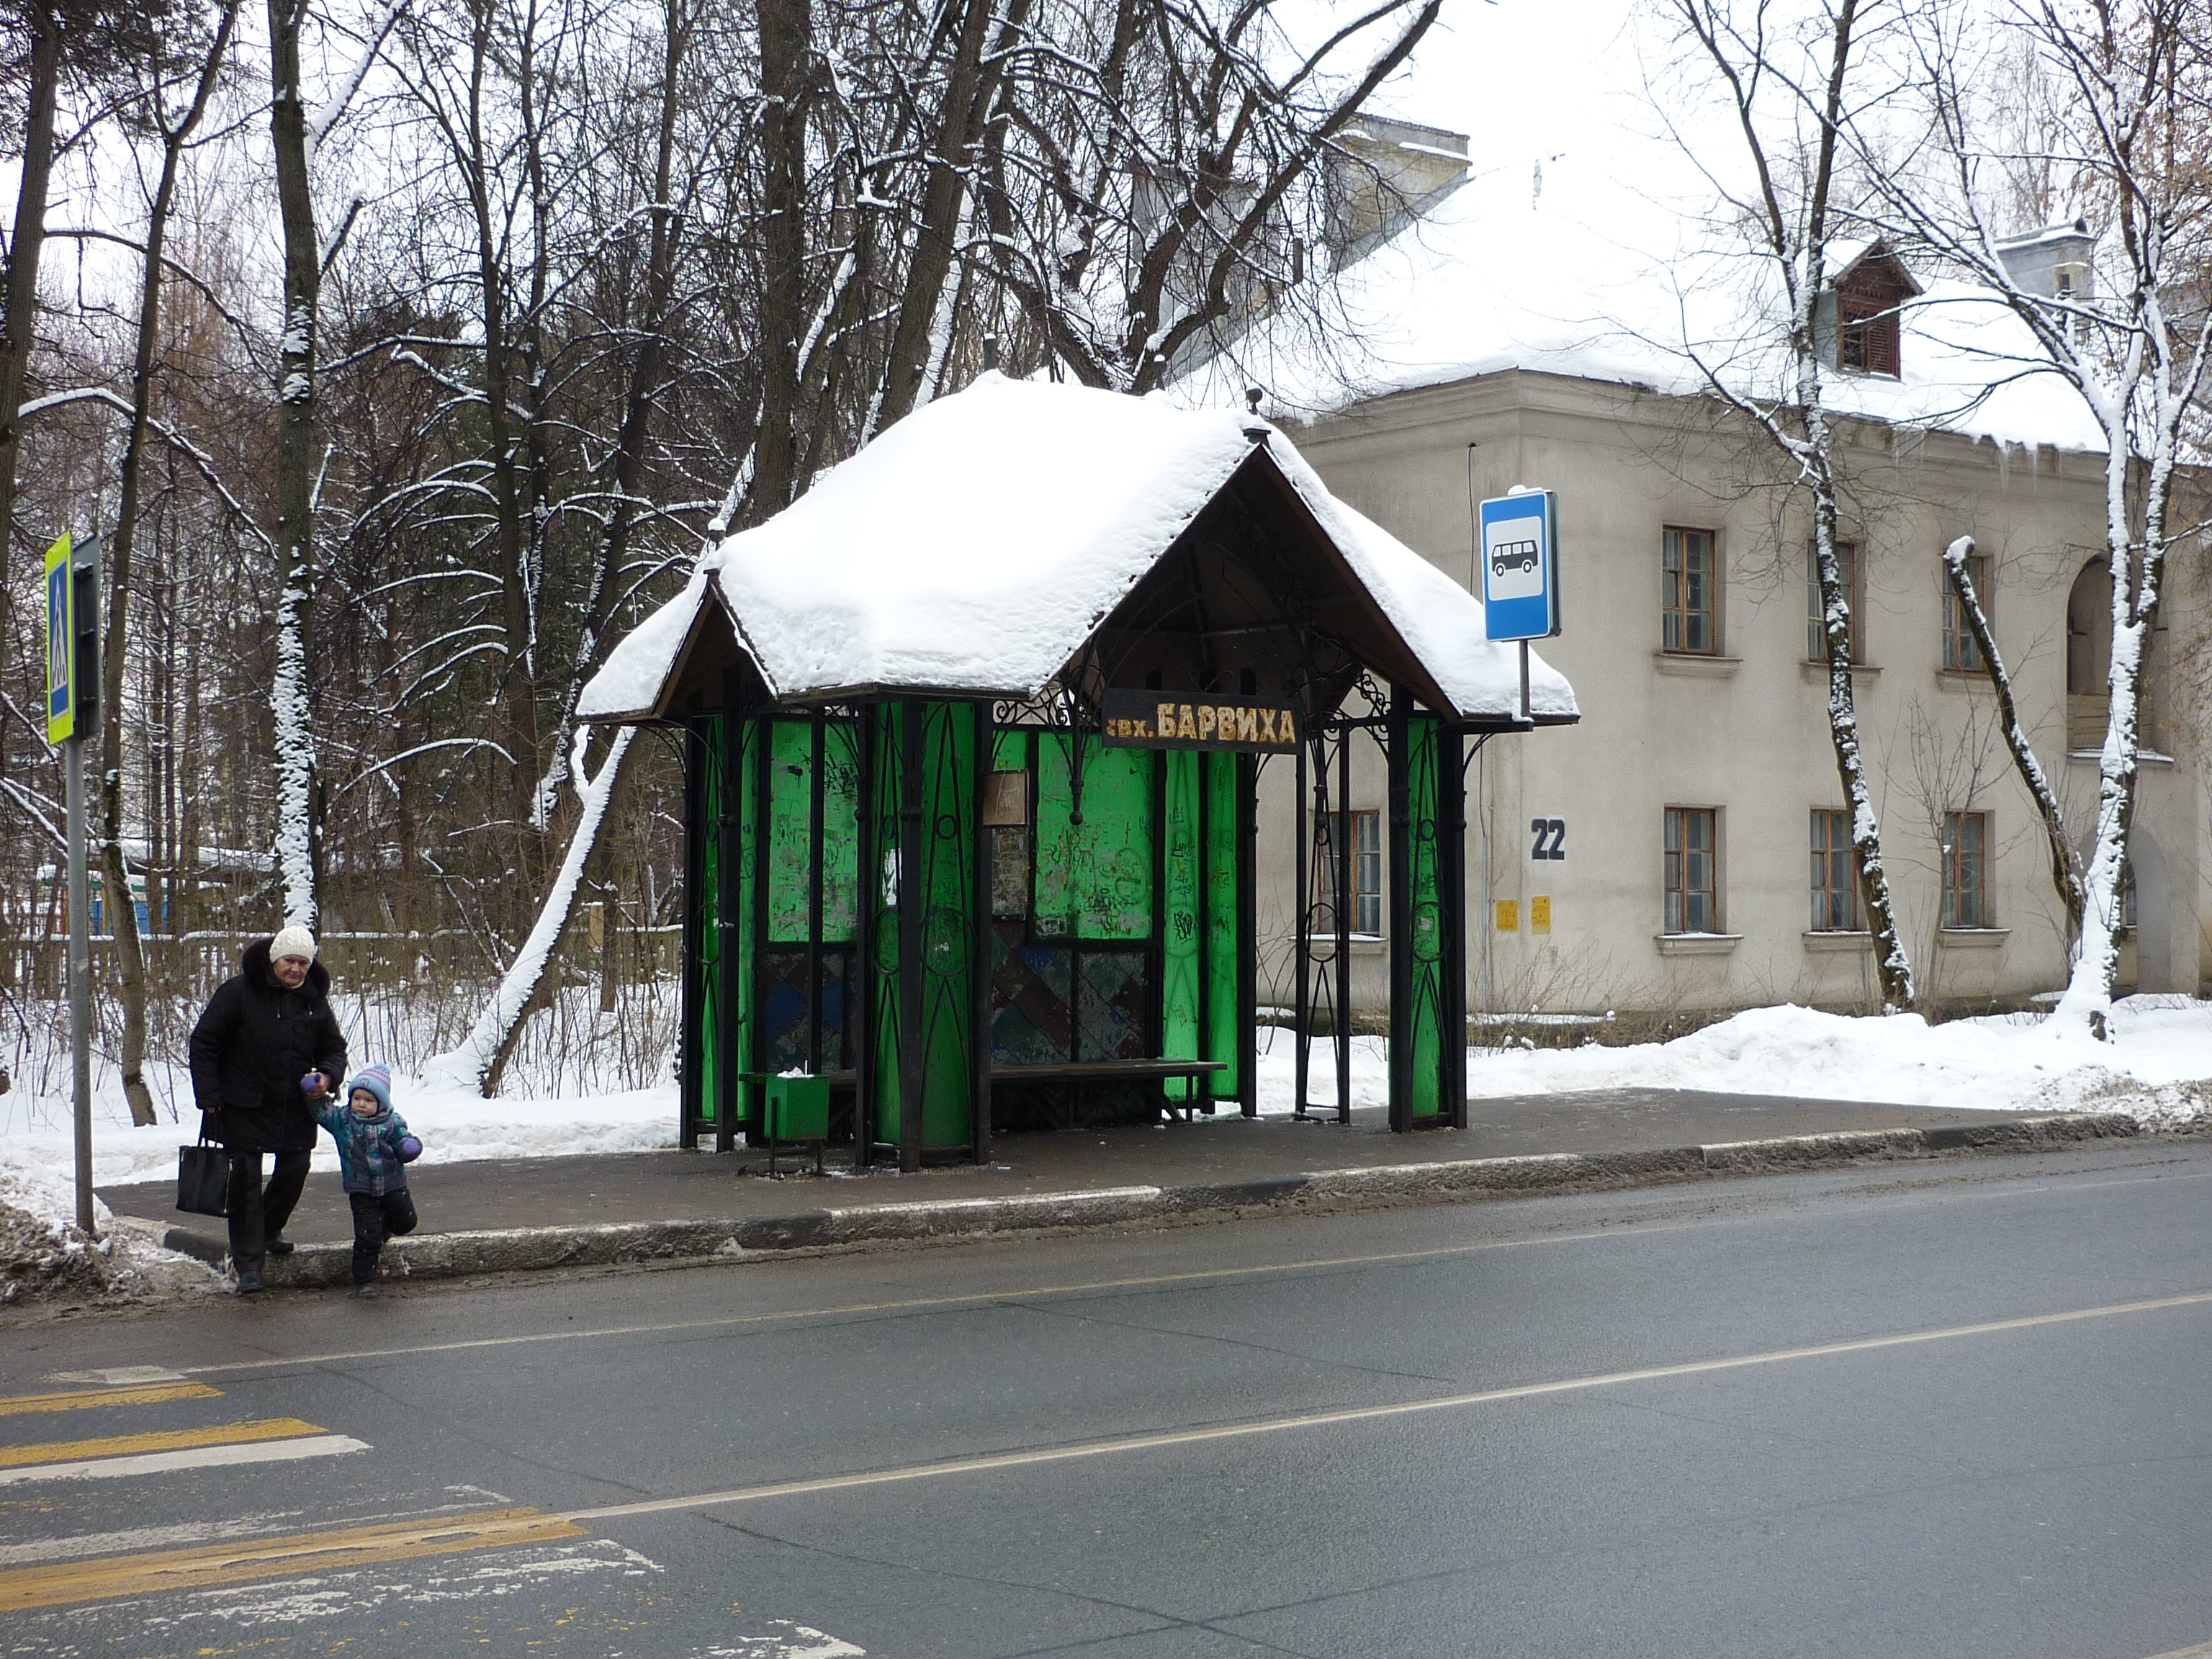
[1491,537,1540,578]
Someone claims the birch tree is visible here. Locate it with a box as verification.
[1869,0,2212,1037]
[1662,0,1916,1009]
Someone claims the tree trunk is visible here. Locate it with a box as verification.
[1943,536,2085,942]
[267,0,321,932]
[0,0,60,572]
[748,0,811,511]
[96,1,238,1127]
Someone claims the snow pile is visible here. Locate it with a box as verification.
[0,1160,217,1307]
[1255,997,2212,1125]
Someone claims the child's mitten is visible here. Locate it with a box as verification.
[397,1135,423,1162]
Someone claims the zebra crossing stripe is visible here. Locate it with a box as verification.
[0,1507,583,1613]
[0,1419,328,1473]
[0,1382,222,1418]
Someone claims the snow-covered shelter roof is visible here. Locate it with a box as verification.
[579,374,1575,727]
[1177,151,2108,454]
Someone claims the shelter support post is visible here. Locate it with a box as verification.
[679,719,709,1149]
[873,698,984,1171]
[1387,703,1457,1130]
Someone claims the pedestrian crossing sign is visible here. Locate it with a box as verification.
[44,531,73,745]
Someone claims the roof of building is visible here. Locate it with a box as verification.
[1178,151,2106,454]
[577,374,1576,725]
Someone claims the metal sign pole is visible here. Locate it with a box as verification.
[1519,639,1531,724]
[68,729,91,1231]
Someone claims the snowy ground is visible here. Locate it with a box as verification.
[2,997,2207,1269]
[1260,996,2212,1125]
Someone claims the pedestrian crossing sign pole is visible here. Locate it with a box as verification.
[43,529,99,1233]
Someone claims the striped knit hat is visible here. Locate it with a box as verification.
[344,1065,394,1113]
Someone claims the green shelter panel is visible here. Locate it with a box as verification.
[764,717,860,943]
[1403,716,1448,1120]
[1160,750,1202,1099]
[1033,735,1153,940]
[1202,750,1242,1099]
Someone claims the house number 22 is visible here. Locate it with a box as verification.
[1529,818,1565,860]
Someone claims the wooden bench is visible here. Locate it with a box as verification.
[991,1058,1228,1122]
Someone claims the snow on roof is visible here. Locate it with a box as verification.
[1179,151,2108,454]
[580,374,1575,724]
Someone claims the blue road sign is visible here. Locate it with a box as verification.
[1479,490,1559,642]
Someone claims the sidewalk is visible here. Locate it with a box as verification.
[101,1089,2143,1288]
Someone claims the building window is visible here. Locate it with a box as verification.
[1662,526,1717,654]
[1807,540,1861,662]
[1314,809,1382,937]
[1837,269,1906,377]
[1943,552,1987,671]
[1942,811,1989,928]
[1810,809,1858,930]
[1663,807,1718,934]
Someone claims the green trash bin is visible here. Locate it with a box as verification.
[763,1072,830,1175]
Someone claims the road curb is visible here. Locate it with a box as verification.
[160,1110,2145,1290]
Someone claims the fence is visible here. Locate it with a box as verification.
[1,920,682,1003]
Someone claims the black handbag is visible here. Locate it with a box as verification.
[176,1133,232,1218]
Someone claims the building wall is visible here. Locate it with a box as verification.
[1259,369,2206,1016]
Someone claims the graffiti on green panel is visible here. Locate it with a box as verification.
[1406,718,1446,1119]
[698,718,722,1121]
[1034,736,1151,940]
[1203,751,1241,1097]
[1161,750,1201,1099]
[765,719,860,943]
[821,723,860,938]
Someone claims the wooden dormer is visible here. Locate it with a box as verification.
[1824,243,1922,379]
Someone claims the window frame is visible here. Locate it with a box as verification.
[1941,809,1990,929]
[1661,526,1719,655]
[1663,806,1720,935]
[1942,552,1988,673]
[1807,539,1863,664]
[1809,808,1860,931]
[1312,806,1384,940]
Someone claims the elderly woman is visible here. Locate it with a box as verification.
[187,926,348,1293]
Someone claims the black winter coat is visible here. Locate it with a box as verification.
[188,938,349,1154]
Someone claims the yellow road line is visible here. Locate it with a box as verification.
[0,1419,325,1470]
[0,1507,583,1613]
[0,1382,221,1419]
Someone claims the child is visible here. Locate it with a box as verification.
[317,1064,423,1298]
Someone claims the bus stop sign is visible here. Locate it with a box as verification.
[1479,490,1559,642]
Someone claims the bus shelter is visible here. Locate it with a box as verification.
[578,376,1575,1170]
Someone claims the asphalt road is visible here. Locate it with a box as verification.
[5,1138,2212,1659]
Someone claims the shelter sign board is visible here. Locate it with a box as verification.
[1480,490,1559,641]
[1100,689,1300,753]
[44,532,73,745]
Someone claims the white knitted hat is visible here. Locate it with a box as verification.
[270,925,318,963]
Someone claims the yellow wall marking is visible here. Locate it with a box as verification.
[0,1507,582,1613]
[0,1418,324,1470]
[0,1382,220,1419]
